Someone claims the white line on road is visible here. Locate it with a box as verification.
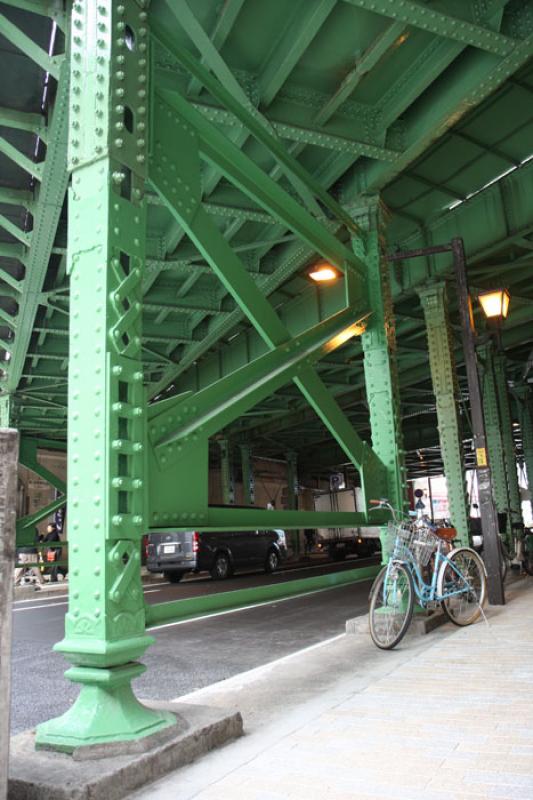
[13,601,68,612]
[146,578,371,632]
[174,631,346,702]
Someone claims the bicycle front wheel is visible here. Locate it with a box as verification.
[369,563,414,650]
[438,548,486,626]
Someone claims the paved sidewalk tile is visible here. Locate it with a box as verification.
[131,578,533,800]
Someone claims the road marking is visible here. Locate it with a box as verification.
[174,632,346,702]
[146,578,372,632]
[13,601,68,612]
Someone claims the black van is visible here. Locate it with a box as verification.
[146,528,287,582]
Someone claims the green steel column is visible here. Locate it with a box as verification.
[417,283,469,544]
[286,451,298,511]
[219,439,235,505]
[240,444,254,506]
[518,389,533,518]
[359,204,405,510]
[0,393,12,427]
[493,351,523,529]
[359,200,406,558]
[36,0,174,751]
[478,343,511,543]
[286,451,300,554]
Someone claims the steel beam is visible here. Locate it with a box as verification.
[341,0,515,56]
[417,283,469,544]
[35,0,175,752]
[0,11,61,78]
[3,63,69,393]
[493,350,523,529]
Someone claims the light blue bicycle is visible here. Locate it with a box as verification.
[369,500,487,650]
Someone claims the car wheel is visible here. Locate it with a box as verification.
[265,548,280,574]
[164,572,183,583]
[211,552,231,580]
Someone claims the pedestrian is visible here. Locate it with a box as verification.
[304,528,315,557]
[14,527,44,587]
[42,522,62,583]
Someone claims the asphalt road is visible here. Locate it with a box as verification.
[10,556,377,735]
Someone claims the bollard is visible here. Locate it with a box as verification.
[0,429,19,800]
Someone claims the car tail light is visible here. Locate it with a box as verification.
[192,532,199,554]
[143,535,149,558]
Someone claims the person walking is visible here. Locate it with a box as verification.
[14,527,44,587]
[42,522,62,583]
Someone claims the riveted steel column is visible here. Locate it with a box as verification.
[359,203,405,510]
[478,343,512,544]
[219,439,234,505]
[417,283,469,544]
[286,451,298,511]
[517,388,533,518]
[359,200,405,557]
[0,393,13,427]
[36,0,175,751]
[240,445,254,506]
[493,351,523,529]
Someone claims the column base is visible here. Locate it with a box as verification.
[35,662,176,753]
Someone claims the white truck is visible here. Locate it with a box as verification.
[313,487,381,560]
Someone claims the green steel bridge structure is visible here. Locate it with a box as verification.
[1,0,533,750]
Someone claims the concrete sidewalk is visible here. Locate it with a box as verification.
[130,577,533,800]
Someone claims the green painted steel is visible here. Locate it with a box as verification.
[36,0,175,752]
[478,343,511,543]
[240,444,254,506]
[493,352,523,530]
[417,283,469,544]
[219,438,234,506]
[1,0,533,749]
[360,203,405,513]
[517,388,533,519]
[145,563,381,628]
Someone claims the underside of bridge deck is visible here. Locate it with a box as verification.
[1,0,533,749]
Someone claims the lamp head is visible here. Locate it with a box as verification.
[478,288,510,320]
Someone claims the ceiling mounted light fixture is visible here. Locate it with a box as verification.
[308,262,341,283]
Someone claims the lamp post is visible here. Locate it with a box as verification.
[452,238,505,604]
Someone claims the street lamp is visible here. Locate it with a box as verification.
[307,262,341,283]
[478,288,510,320]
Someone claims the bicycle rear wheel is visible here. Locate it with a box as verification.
[369,563,414,650]
[438,548,486,626]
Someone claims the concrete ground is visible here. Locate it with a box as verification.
[129,577,533,800]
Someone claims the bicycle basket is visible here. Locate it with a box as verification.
[387,520,439,566]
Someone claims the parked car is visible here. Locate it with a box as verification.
[146,529,287,582]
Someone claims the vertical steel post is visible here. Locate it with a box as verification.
[452,238,504,604]
[0,428,18,800]
[359,200,406,557]
[517,388,533,518]
[493,351,523,529]
[219,439,234,505]
[286,451,298,511]
[417,283,469,544]
[240,444,254,506]
[36,0,175,750]
[478,342,512,542]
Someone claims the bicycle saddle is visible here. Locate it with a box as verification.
[435,527,456,541]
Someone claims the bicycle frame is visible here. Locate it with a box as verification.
[387,538,474,607]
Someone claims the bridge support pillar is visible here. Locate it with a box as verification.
[359,200,406,559]
[417,282,469,544]
[35,0,174,751]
